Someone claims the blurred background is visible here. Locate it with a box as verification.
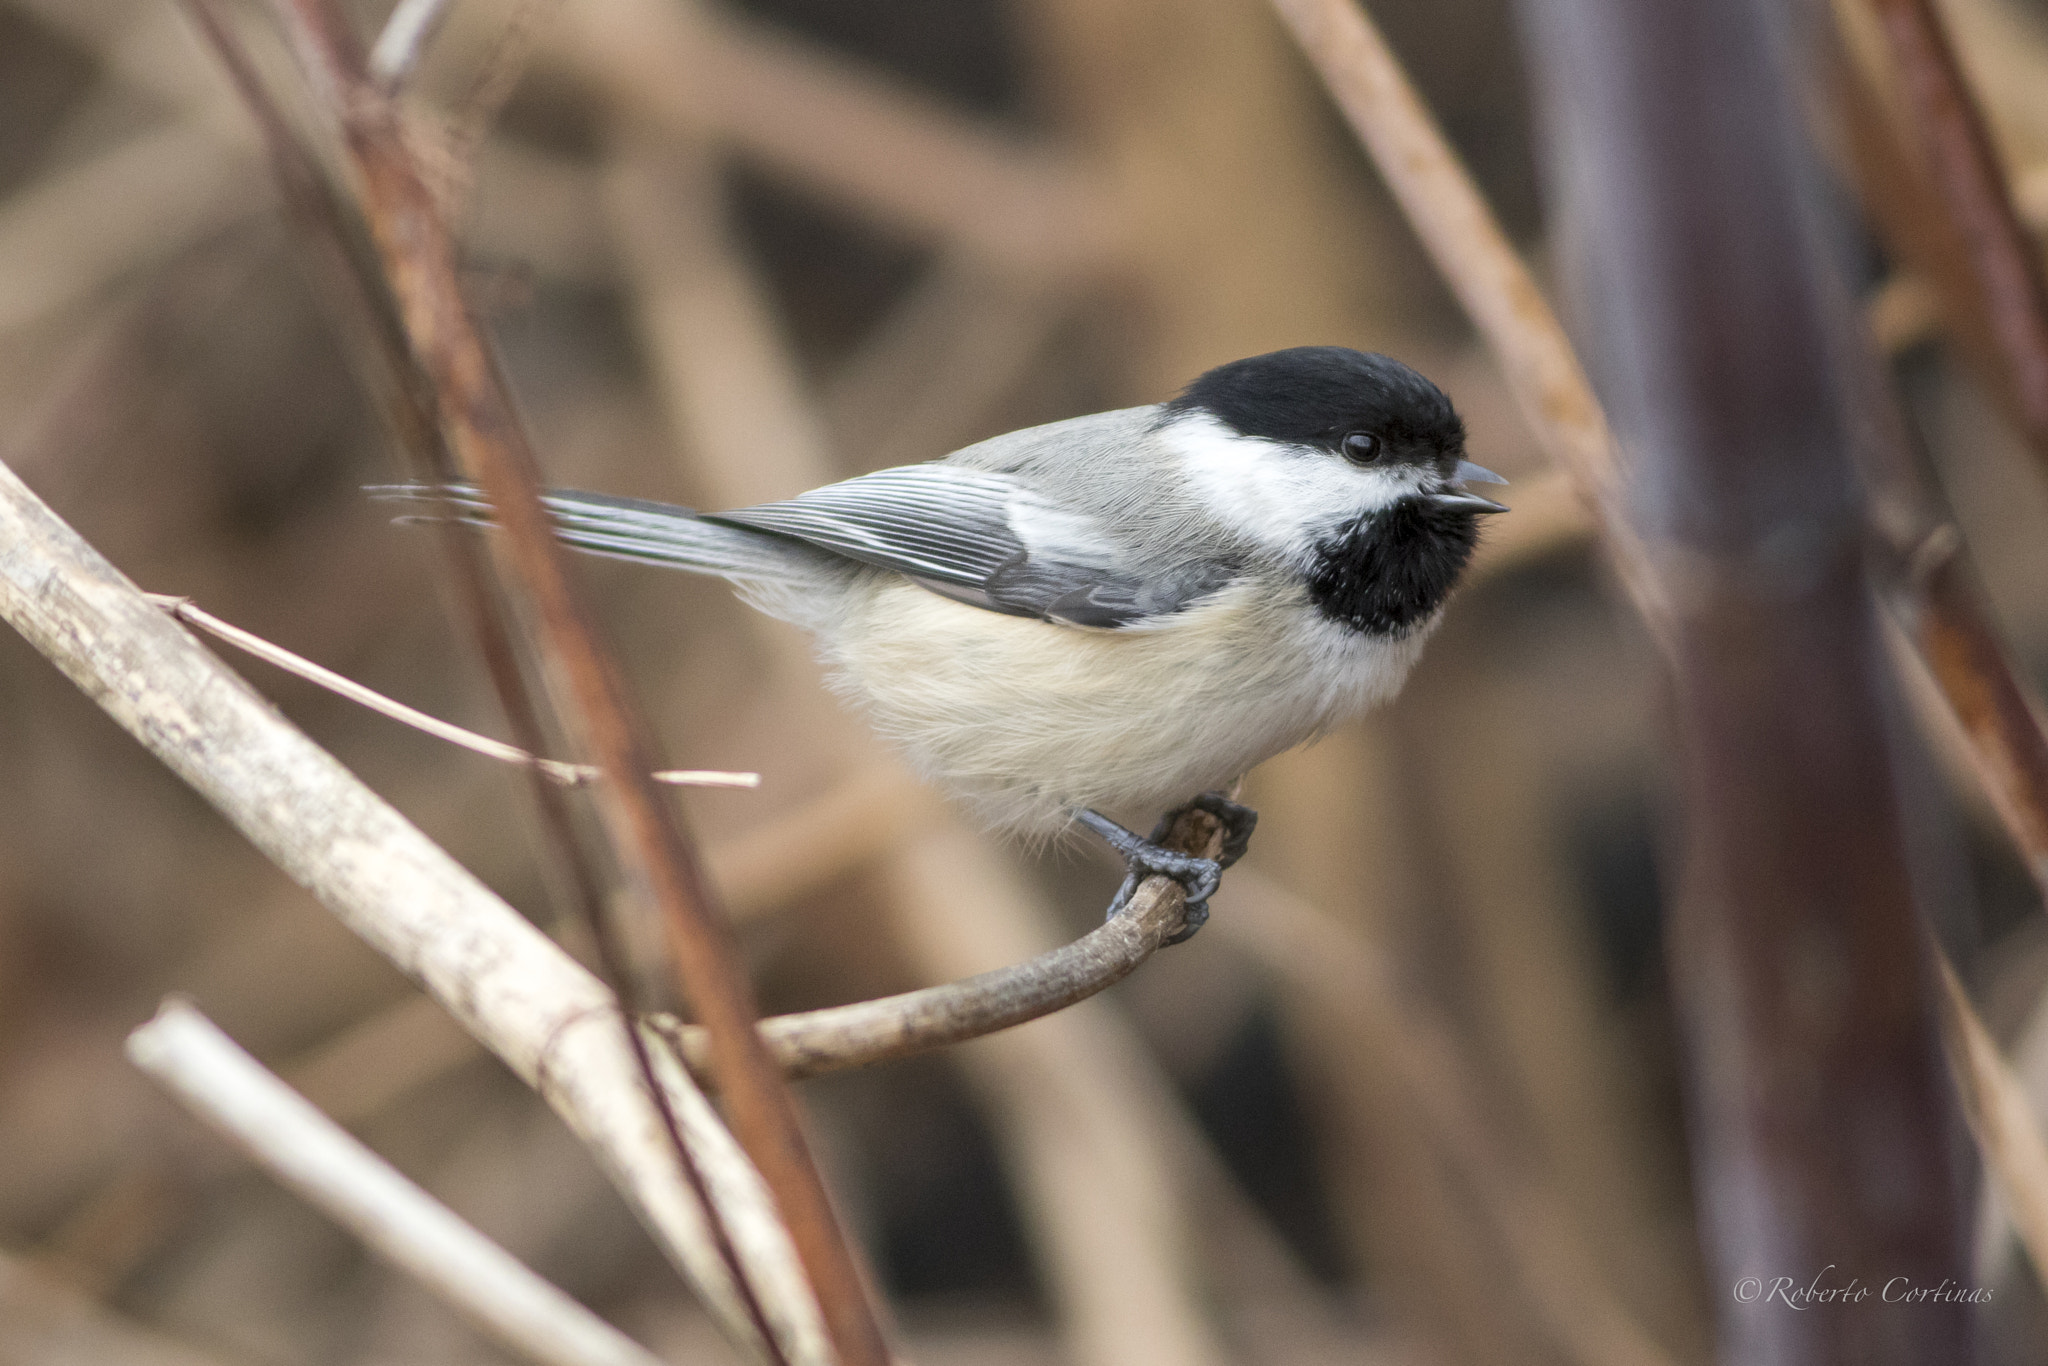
[2,0,2048,1362]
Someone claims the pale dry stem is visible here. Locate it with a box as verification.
[127,1000,670,1366]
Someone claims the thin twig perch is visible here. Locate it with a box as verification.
[653,804,1220,1084]
[595,120,1244,1365]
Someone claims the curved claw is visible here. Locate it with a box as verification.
[1164,897,1210,946]
[1186,792,1258,869]
[1076,807,1228,943]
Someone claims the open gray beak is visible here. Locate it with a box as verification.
[1435,459,1509,513]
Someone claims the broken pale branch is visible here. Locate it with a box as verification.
[0,455,823,1365]
[1932,952,2048,1302]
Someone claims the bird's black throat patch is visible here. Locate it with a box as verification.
[1306,499,1478,635]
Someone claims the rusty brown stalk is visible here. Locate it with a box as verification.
[172,4,780,1345]
[173,0,627,940]
[179,5,785,1343]
[1829,20,2048,895]
[262,5,888,1363]
[1864,0,2048,469]
[1836,33,2024,428]
[1897,538,2048,891]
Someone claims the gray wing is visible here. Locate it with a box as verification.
[710,464,1237,629]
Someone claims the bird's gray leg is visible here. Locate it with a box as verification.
[1074,792,1261,944]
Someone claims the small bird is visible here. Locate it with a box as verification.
[397,346,1504,936]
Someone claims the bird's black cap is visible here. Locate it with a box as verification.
[1164,346,1464,462]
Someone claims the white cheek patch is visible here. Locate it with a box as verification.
[1159,412,1420,558]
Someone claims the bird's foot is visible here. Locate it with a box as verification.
[1075,793,1260,945]
[1181,790,1258,870]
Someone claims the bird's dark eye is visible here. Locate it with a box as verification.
[1341,431,1382,465]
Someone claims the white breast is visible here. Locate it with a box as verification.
[817,575,1433,837]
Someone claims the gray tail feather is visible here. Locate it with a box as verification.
[369,483,819,584]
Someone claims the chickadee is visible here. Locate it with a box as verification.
[396,346,1504,936]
